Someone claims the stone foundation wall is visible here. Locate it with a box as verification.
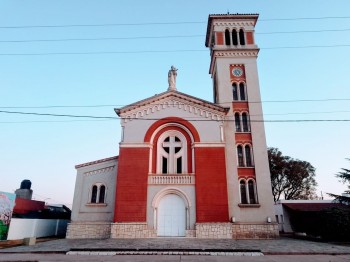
[232,223,279,239]
[185,230,196,237]
[111,223,156,238]
[66,222,278,239]
[195,223,232,239]
[66,222,111,239]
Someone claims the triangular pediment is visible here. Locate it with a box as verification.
[115,90,229,122]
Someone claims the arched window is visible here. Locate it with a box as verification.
[157,131,187,174]
[239,29,245,45]
[232,83,238,100]
[239,83,246,101]
[235,113,241,132]
[90,184,106,204]
[99,185,106,203]
[239,179,258,204]
[91,185,97,203]
[242,112,249,132]
[248,180,257,204]
[232,29,238,45]
[240,180,248,204]
[237,145,244,167]
[245,145,253,167]
[225,29,231,45]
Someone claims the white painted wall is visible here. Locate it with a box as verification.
[121,96,225,144]
[7,219,69,240]
[71,158,118,222]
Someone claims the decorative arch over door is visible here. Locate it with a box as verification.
[152,187,192,237]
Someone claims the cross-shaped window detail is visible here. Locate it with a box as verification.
[157,131,187,174]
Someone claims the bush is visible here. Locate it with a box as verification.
[319,207,350,241]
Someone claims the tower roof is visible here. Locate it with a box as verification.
[205,13,259,47]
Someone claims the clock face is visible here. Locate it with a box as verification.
[232,67,243,77]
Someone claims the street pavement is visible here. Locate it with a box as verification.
[0,237,349,261]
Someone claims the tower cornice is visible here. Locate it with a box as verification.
[209,49,260,75]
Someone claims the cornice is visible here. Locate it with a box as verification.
[118,94,228,123]
[83,165,116,177]
[213,21,255,27]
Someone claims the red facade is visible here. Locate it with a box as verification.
[195,147,229,222]
[114,147,149,222]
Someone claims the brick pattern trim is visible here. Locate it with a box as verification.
[111,223,156,238]
[66,222,111,239]
[232,223,279,239]
[196,223,232,238]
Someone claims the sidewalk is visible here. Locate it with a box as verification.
[0,237,349,255]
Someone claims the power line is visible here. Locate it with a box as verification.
[257,28,350,35]
[0,21,205,29]
[0,49,206,56]
[0,110,349,123]
[0,35,204,43]
[1,29,350,44]
[260,16,350,21]
[1,16,350,29]
[1,98,350,109]
[0,110,116,119]
[1,44,350,56]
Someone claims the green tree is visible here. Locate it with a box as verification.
[328,158,350,205]
[268,147,318,201]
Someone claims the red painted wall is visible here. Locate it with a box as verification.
[195,147,229,222]
[215,32,224,45]
[13,198,45,215]
[114,147,149,222]
[238,168,256,178]
[246,32,254,45]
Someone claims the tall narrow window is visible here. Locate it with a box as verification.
[176,157,182,174]
[225,29,231,45]
[232,29,238,45]
[239,83,246,101]
[240,180,248,204]
[245,145,253,167]
[99,185,106,203]
[242,113,249,132]
[239,29,245,45]
[91,185,97,203]
[248,180,257,204]
[235,113,241,132]
[162,157,168,174]
[232,83,238,100]
[237,145,244,167]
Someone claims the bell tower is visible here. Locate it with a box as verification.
[206,14,277,234]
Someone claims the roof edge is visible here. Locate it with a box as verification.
[75,156,118,169]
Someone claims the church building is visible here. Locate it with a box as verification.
[67,14,279,239]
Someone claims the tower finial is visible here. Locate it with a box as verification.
[168,65,178,91]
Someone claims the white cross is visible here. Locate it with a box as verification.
[162,136,182,173]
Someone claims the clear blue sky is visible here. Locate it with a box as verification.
[1,0,349,207]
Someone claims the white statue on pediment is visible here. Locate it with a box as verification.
[168,65,178,91]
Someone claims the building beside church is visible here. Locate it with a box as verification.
[67,13,279,239]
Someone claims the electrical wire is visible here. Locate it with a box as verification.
[0,110,349,123]
[1,98,350,109]
[1,44,350,56]
[1,29,350,44]
[1,16,350,29]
